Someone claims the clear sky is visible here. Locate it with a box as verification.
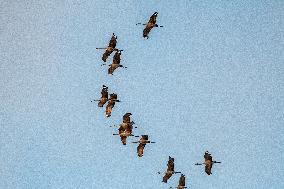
[1,0,283,189]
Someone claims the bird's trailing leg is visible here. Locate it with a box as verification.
[136,23,147,25]
[111,125,137,128]
[157,171,181,175]
[132,141,155,143]
[213,161,221,164]
[119,65,127,68]
[195,161,221,165]
[194,163,203,166]
[113,133,140,137]
[91,99,100,102]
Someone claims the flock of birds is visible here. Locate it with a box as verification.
[93,12,221,188]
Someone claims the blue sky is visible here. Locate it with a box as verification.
[1,0,283,188]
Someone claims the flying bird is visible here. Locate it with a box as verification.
[136,12,163,39]
[96,85,108,107]
[96,33,122,62]
[195,151,221,175]
[158,156,181,183]
[91,85,109,107]
[170,174,187,189]
[108,50,126,75]
[105,93,120,117]
[132,135,155,157]
[113,113,139,145]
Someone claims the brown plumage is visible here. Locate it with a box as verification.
[148,12,158,24]
[125,122,133,134]
[204,151,213,175]
[108,51,122,75]
[105,93,118,117]
[177,174,186,189]
[108,34,117,48]
[136,135,149,157]
[137,143,145,157]
[117,113,134,145]
[143,23,158,39]
[196,151,220,175]
[143,12,158,39]
[118,124,127,145]
[118,122,133,145]
[113,50,121,64]
[163,156,175,183]
[108,64,120,75]
[123,113,132,123]
[102,47,113,62]
[98,85,108,107]
[102,34,117,62]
